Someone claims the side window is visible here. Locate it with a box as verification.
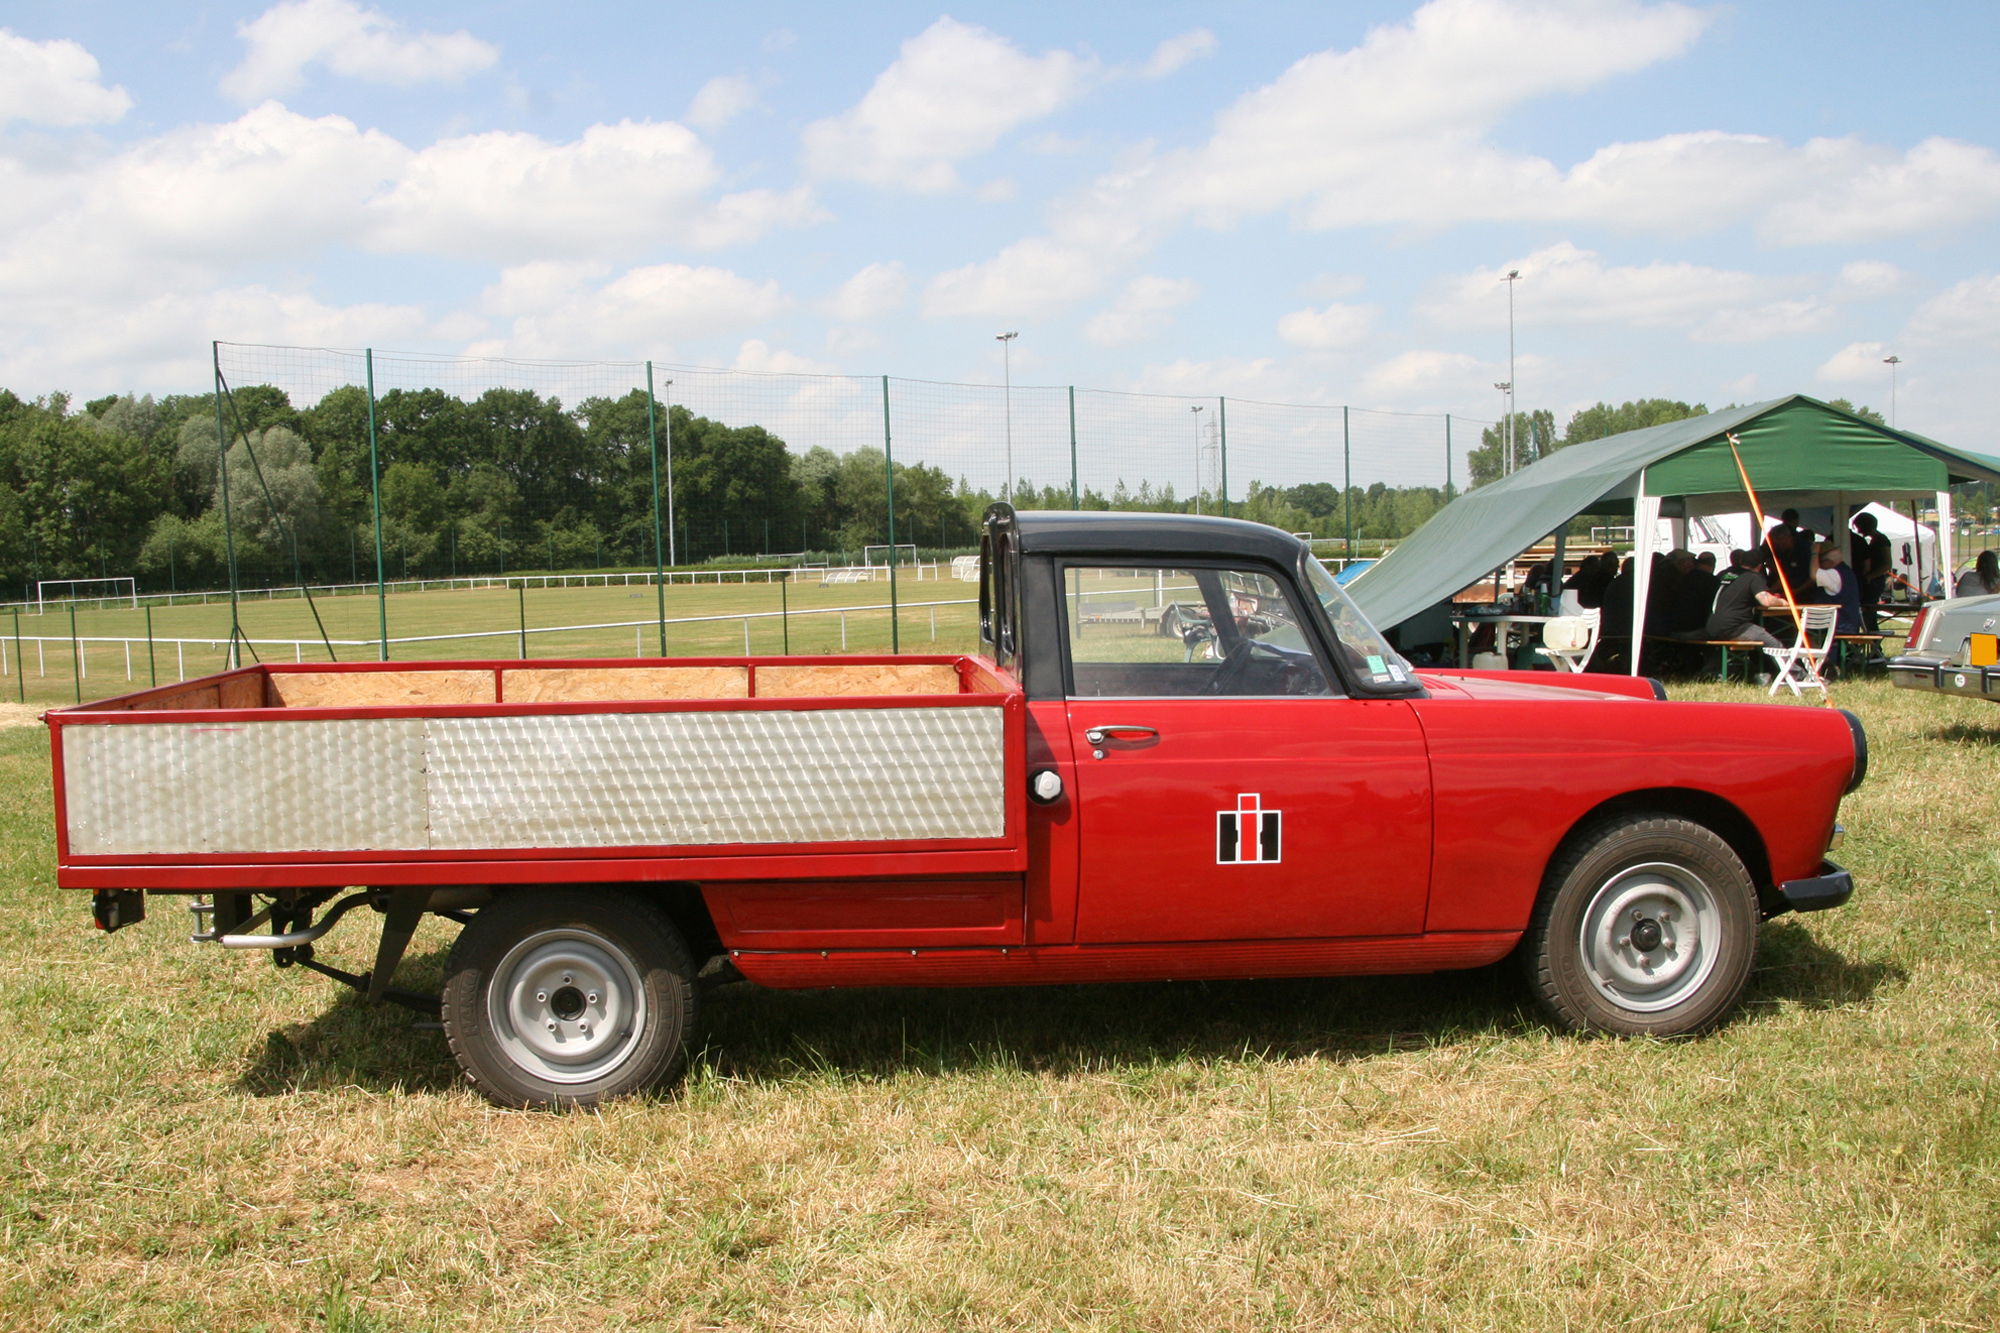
[1064,565,1334,698]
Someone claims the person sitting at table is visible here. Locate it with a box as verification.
[1760,524,1810,605]
[1707,548,1786,678]
[1811,540,1863,635]
[1666,549,1719,640]
[1564,551,1616,609]
[1586,557,1637,672]
[1957,550,2000,598]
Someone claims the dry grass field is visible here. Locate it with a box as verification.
[0,679,1995,1329]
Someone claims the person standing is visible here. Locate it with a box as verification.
[1850,511,1894,632]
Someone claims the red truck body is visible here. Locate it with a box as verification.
[45,506,1865,1106]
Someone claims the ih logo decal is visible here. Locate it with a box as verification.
[1218,793,1281,865]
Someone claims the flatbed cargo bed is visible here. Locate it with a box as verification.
[49,655,1026,892]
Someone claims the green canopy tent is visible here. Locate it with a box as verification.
[1348,395,2000,673]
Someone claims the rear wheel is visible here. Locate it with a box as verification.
[1524,814,1759,1037]
[441,888,697,1109]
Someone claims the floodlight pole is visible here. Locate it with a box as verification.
[1190,406,1204,514]
[646,364,667,656]
[1494,381,1511,478]
[211,343,242,667]
[1883,355,1902,428]
[996,332,1018,503]
[1503,268,1521,473]
[365,348,387,661]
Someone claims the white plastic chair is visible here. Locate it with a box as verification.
[1536,608,1601,673]
[1763,604,1839,697]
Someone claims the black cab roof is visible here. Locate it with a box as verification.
[1011,509,1309,565]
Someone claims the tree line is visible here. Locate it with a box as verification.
[0,383,1472,595]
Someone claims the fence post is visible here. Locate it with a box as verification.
[366,348,388,661]
[1219,396,1229,517]
[517,581,527,659]
[211,343,242,668]
[1343,405,1354,561]
[1069,386,1079,509]
[646,364,668,657]
[12,610,21,702]
[780,573,789,655]
[146,605,156,686]
[69,603,81,703]
[883,375,899,654]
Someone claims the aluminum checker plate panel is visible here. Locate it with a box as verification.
[62,706,1007,855]
[423,707,1006,849]
[64,718,430,855]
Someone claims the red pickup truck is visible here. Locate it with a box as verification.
[47,505,1864,1108]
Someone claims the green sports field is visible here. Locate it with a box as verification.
[0,570,981,707]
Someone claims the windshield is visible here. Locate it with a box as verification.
[1304,555,1413,688]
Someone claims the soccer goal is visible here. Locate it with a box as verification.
[862,544,919,570]
[38,577,137,611]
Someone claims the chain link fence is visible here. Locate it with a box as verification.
[1,342,1489,702]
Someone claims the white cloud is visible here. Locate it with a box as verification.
[821,262,908,322]
[1300,273,1366,300]
[1816,341,1894,384]
[0,29,131,127]
[925,237,1109,319]
[939,0,2000,322]
[1422,243,1775,331]
[1142,29,1216,78]
[222,0,498,102]
[1085,275,1200,346]
[1907,274,2000,347]
[1359,349,1486,401]
[1692,298,1837,343]
[371,119,823,260]
[1277,302,1377,350]
[731,339,839,375]
[477,261,787,357]
[686,74,759,131]
[1833,260,1909,300]
[1728,299,1847,344]
[1759,136,2000,245]
[800,18,1098,191]
[1722,373,1760,398]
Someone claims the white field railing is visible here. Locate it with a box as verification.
[0,597,978,687]
[0,563,949,615]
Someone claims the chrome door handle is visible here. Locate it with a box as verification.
[1085,724,1158,744]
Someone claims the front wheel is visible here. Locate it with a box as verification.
[441,888,697,1109]
[1524,814,1759,1037]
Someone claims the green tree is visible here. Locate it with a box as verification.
[1563,398,1709,445]
[1824,398,1887,426]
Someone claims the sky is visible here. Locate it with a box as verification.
[4,0,1999,455]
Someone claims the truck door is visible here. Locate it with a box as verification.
[1060,563,1432,943]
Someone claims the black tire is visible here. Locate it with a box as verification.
[441,888,697,1109]
[1523,813,1759,1037]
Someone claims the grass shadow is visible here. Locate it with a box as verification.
[1745,919,1905,1012]
[689,962,1548,1086]
[1929,722,2000,748]
[234,922,1906,1097]
[236,944,458,1097]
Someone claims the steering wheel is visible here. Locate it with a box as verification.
[1203,639,1282,695]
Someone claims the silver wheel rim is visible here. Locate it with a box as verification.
[1578,861,1722,1014]
[487,927,647,1086]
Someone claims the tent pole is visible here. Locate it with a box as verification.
[1937,489,1955,592]
[1629,469,1659,677]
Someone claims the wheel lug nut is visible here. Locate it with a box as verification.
[1617,935,1631,948]
[587,992,598,1004]
[563,974,573,984]
[536,991,547,1003]
[546,1020,556,1031]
